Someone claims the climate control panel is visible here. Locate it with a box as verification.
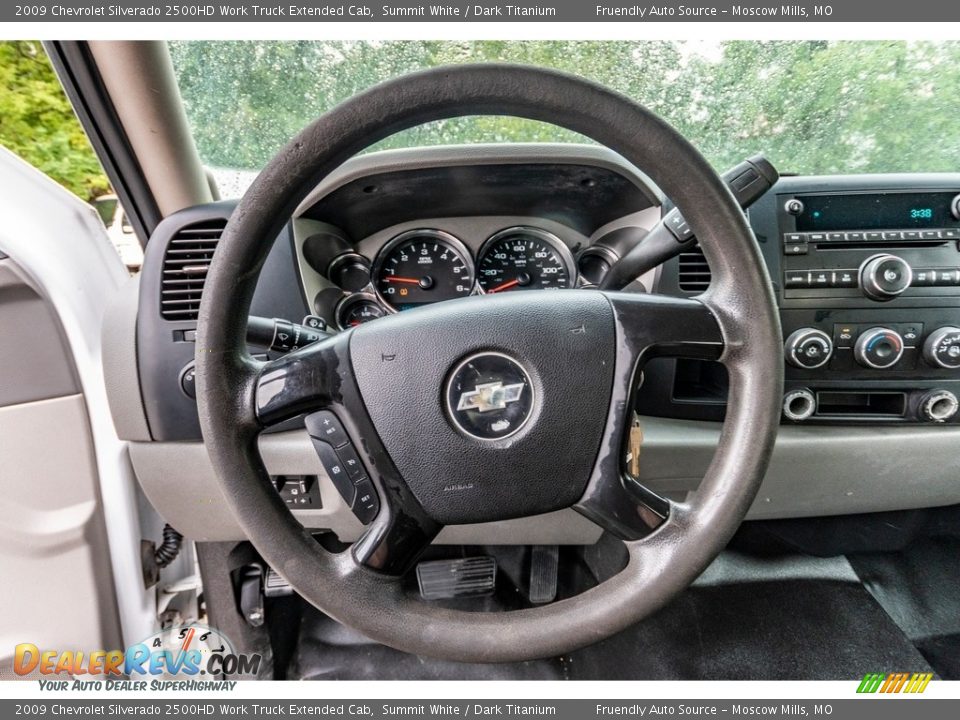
[780,309,960,424]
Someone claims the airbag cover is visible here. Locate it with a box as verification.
[350,291,615,524]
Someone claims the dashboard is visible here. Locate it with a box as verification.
[110,144,960,543]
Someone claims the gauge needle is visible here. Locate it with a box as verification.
[487,279,520,293]
[383,276,421,285]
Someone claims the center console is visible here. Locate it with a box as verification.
[645,175,960,425]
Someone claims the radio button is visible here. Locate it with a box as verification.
[784,271,809,288]
[941,229,960,239]
[846,231,865,242]
[807,233,827,242]
[783,233,805,243]
[921,230,942,240]
[785,243,808,255]
[827,232,846,242]
[934,269,960,286]
[833,269,858,288]
[865,231,883,242]
[902,230,920,240]
[882,231,904,241]
[810,271,831,286]
[912,268,937,286]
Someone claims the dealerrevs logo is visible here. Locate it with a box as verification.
[14,624,261,678]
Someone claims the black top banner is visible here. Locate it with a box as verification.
[5,1,957,23]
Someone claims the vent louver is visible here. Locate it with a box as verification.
[677,245,712,292]
[159,219,226,320]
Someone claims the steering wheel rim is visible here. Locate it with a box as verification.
[196,64,783,663]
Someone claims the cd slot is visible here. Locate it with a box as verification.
[813,240,946,251]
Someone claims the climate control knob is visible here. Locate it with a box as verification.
[923,326,960,369]
[785,328,833,369]
[859,254,912,301]
[854,327,905,369]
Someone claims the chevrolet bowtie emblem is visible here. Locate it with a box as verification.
[456,381,525,413]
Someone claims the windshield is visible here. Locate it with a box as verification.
[169,41,960,196]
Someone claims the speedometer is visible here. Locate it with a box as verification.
[477,227,575,293]
[373,229,475,311]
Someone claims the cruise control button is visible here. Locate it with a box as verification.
[306,410,349,448]
[309,437,356,506]
[336,444,365,481]
[352,478,380,524]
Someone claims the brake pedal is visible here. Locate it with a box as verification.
[416,557,497,600]
[529,545,559,604]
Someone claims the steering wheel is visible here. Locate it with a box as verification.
[196,64,783,663]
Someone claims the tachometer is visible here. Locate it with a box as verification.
[373,230,475,311]
[477,227,575,293]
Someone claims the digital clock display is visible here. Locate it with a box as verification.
[795,192,957,231]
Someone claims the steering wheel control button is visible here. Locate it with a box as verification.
[445,352,534,441]
[924,326,960,369]
[785,328,833,370]
[352,478,380,524]
[860,254,913,301]
[854,327,905,369]
[335,444,365,481]
[307,411,349,448]
[308,437,356,507]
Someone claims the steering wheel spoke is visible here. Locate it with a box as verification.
[254,332,348,427]
[605,292,725,363]
[574,292,723,540]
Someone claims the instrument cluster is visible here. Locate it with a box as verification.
[331,226,578,329]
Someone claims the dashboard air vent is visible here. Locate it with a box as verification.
[677,245,712,293]
[159,219,226,320]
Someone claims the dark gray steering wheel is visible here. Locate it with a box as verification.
[196,64,783,663]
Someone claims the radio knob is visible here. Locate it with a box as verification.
[923,326,960,369]
[785,328,833,369]
[859,254,913,301]
[920,390,959,423]
[854,327,905,369]
[951,194,960,221]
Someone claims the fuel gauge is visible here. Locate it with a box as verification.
[336,294,386,329]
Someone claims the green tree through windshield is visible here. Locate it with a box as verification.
[169,40,960,181]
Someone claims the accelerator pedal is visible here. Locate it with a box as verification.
[528,545,559,604]
[416,557,497,600]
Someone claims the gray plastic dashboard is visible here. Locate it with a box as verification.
[108,144,960,543]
